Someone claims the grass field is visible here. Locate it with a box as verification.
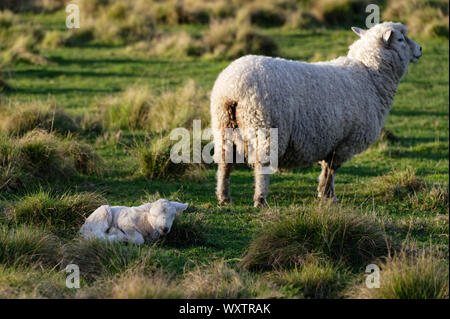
[0,2,448,299]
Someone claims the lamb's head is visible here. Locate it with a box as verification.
[348,22,422,79]
[148,199,188,236]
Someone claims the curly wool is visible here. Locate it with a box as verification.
[210,22,422,205]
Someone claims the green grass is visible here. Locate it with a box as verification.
[0,9,448,298]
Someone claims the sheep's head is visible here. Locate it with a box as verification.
[348,22,422,78]
[148,199,188,236]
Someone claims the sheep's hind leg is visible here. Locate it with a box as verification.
[216,163,233,204]
[254,164,270,208]
[317,160,338,202]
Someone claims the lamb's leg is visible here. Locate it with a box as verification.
[317,160,338,202]
[107,227,128,242]
[121,228,145,245]
[254,164,270,208]
[216,162,233,204]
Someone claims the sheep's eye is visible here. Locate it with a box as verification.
[398,38,404,42]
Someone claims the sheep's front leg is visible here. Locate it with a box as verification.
[121,228,145,245]
[216,163,233,204]
[317,160,338,202]
[254,164,270,208]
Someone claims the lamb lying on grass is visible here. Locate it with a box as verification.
[79,199,189,245]
[210,22,422,207]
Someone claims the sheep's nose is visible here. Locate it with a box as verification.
[160,226,169,233]
[419,46,422,52]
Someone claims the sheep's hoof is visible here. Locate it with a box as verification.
[253,198,267,208]
[218,197,232,205]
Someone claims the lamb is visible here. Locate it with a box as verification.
[79,199,189,245]
[210,22,422,207]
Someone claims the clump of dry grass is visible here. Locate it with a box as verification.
[6,190,106,233]
[283,8,321,30]
[403,182,449,214]
[383,0,449,37]
[236,3,286,27]
[0,265,73,299]
[183,259,279,298]
[1,32,48,65]
[240,204,391,271]
[0,102,79,136]
[203,19,279,59]
[367,168,427,201]
[107,269,183,298]
[0,10,47,64]
[270,255,350,298]
[310,0,371,26]
[0,224,61,267]
[60,135,105,175]
[41,30,66,49]
[62,238,154,281]
[136,0,232,26]
[132,31,204,58]
[98,79,209,131]
[0,130,104,192]
[135,135,191,180]
[70,0,155,44]
[349,249,449,299]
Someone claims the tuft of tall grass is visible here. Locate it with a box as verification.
[283,8,321,30]
[311,0,371,26]
[349,249,449,299]
[183,259,279,298]
[367,168,427,201]
[383,0,449,37]
[0,264,74,298]
[0,224,60,267]
[0,103,79,136]
[60,135,105,175]
[148,31,204,58]
[236,3,286,27]
[62,238,154,281]
[240,205,391,271]
[98,79,209,132]
[271,256,350,298]
[71,0,155,45]
[0,130,104,192]
[108,269,183,298]
[41,30,66,49]
[6,190,106,233]
[203,19,278,59]
[135,135,190,180]
[0,10,49,66]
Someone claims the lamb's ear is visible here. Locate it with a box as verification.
[170,201,189,213]
[351,27,365,37]
[382,30,393,47]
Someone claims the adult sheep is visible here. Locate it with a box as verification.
[210,22,422,207]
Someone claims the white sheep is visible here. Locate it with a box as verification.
[79,199,189,245]
[210,22,422,207]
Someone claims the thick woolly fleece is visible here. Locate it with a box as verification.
[210,22,422,206]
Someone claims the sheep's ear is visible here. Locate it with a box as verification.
[170,201,189,213]
[351,27,365,37]
[382,30,393,47]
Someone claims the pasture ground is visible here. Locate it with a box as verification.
[0,9,448,298]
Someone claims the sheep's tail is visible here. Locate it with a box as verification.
[223,100,239,129]
[212,99,240,164]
